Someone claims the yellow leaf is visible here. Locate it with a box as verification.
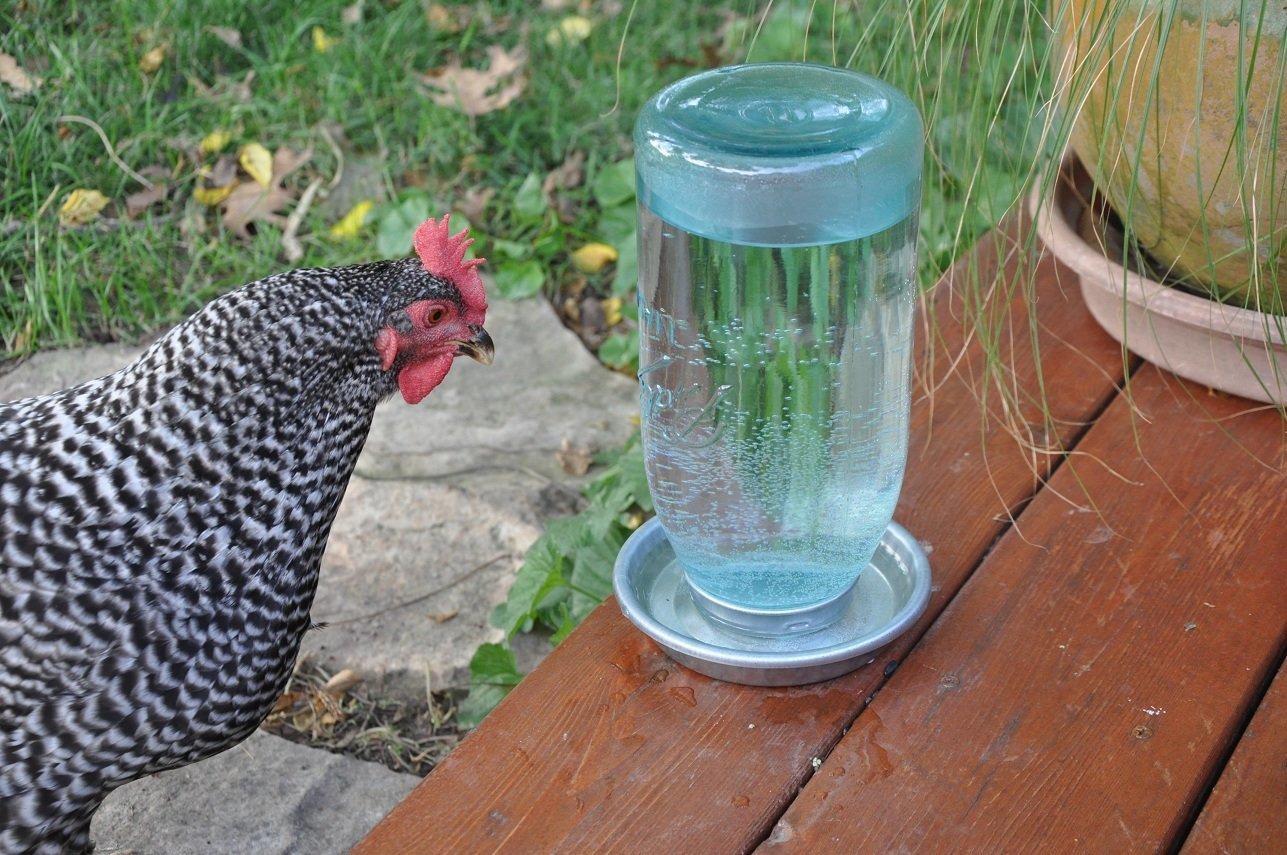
[139,44,167,74]
[329,200,375,240]
[200,130,231,154]
[194,182,235,206]
[571,242,618,273]
[312,26,339,53]
[238,143,273,188]
[601,296,623,327]
[546,15,592,47]
[220,146,311,239]
[58,189,110,225]
[560,15,593,41]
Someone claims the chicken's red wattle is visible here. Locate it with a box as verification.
[397,354,454,404]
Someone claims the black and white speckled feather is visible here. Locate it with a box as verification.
[0,258,480,854]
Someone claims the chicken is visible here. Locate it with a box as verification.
[0,215,493,854]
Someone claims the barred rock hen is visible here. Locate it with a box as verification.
[0,215,493,854]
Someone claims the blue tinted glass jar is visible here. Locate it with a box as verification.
[634,63,923,635]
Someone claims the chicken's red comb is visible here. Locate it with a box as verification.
[413,215,487,322]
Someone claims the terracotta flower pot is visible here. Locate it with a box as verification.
[1034,158,1286,405]
[1054,0,1287,310]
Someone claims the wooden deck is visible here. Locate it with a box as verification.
[354,223,1287,854]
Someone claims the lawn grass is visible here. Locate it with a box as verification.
[2,0,1051,358]
[1,0,727,352]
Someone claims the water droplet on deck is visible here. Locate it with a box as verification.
[669,686,697,707]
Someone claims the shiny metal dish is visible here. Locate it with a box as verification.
[614,517,932,686]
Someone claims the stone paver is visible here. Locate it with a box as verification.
[91,731,420,854]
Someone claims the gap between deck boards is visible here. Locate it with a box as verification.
[742,357,1142,851]
[1175,638,1287,851]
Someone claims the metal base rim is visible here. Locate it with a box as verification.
[613,517,932,686]
[684,571,861,638]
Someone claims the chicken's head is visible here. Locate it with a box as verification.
[376,215,494,404]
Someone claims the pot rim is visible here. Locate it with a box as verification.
[1032,157,1286,346]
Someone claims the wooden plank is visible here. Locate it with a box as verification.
[353,229,1125,854]
[1182,658,1287,853]
[760,368,1287,854]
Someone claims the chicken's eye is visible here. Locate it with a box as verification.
[424,306,448,325]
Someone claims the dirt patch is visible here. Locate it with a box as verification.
[261,658,463,777]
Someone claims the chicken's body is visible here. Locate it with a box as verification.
[0,220,491,854]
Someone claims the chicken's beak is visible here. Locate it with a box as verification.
[454,325,495,365]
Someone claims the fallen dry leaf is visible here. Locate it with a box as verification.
[421,44,527,117]
[125,164,172,215]
[210,154,239,184]
[59,189,110,226]
[577,293,607,348]
[426,610,460,623]
[457,186,495,222]
[425,3,463,33]
[194,154,239,206]
[560,15,593,41]
[266,683,348,737]
[601,295,623,326]
[205,25,242,49]
[269,690,305,717]
[189,69,256,103]
[323,668,363,695]
[571,242,618,273]
[126,182,168,217]
[10,318,34,353]
[312,26,339,54]
[194,183,234,207]
[200,129,231,155]
[329,199,375,239]
[0,51,39,95]
[556,436,594,476]
[544,149,586,222]
[220,146,311,238]
[238,142,273,188]
[561,294,581,325]
[546,14,592,47]
[543,149,586,194]
[342,1,365,25]
[139,44,167,74]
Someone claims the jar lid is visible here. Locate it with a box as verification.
[634,63,923,246]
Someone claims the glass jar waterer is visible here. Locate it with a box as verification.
[614,63,932,686]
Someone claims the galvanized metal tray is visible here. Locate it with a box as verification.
[614,517,932,686]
